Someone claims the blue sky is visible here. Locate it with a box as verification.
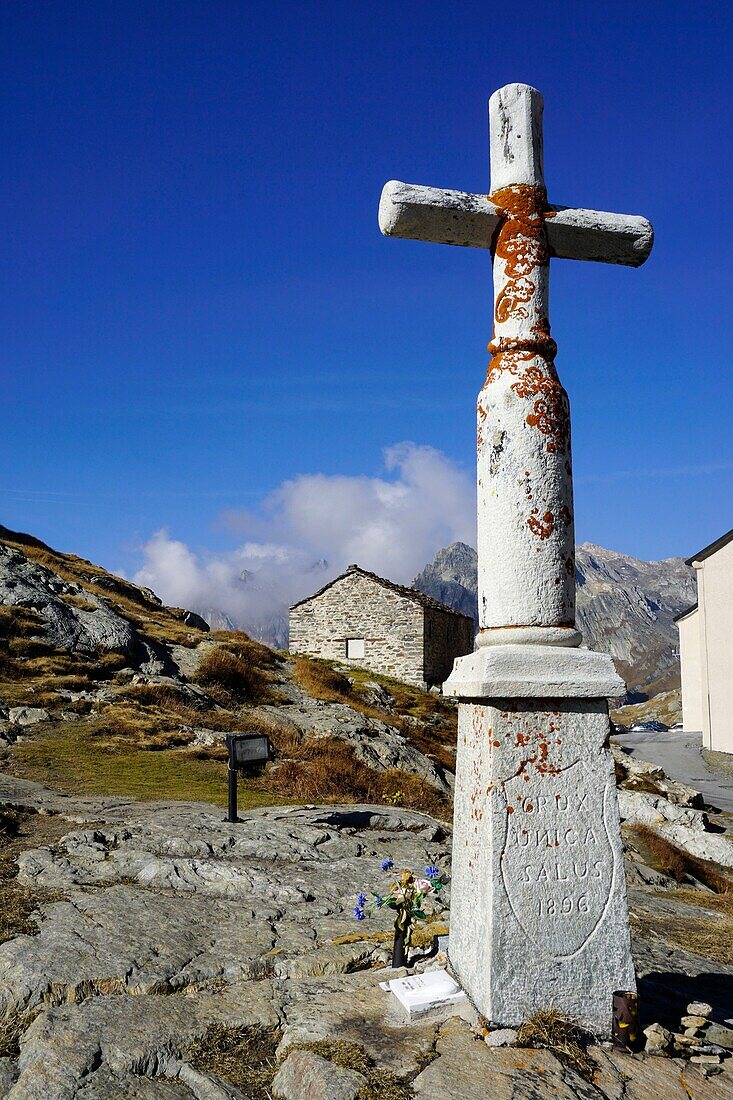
[2,1,731,595]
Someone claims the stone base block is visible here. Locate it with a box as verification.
[443,643,625,700]
[447,656,634,1036]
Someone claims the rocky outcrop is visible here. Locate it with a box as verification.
[575,544,695,696]
[261,676,453,791]
[0,774,731,1098]
[413,542,696,695]
[0,543,139,659]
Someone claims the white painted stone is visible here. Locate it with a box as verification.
[444,644,624,699]
[480,84,578,645]
[472,625,582,648]
[489,83,545,190]
[448,698,635,1034]
[378,181,501,249]
[378,182,653,267]
[379,81,652,1037]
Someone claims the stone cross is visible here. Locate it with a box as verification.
[379,84,653,1035]
[380,83,652,650]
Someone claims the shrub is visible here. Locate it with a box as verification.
[266,736,448,818]
[195,647,269,705]
[293,657,354,702]
[210,630,282,669]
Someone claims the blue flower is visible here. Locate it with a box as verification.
[356,892,367,907]
[353,906,366,921]
[425,865,440,879]
[375,895,384,908]
[380,859,394,871]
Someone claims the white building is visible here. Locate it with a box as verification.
[676,528,733,753]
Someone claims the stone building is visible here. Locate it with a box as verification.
[289,564,474,688]
[676,527,733,753]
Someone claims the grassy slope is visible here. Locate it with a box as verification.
[0,527,455,816]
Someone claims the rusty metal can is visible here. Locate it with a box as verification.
[612,990,640,1050]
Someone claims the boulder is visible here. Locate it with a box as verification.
[643,1022,673,1055]
[612,747,705,808]
[485,1028,518,1047]
[705,1024,733,1050]
[169,608,210,632]
[272,1051,366,1100]
[0,544,138,659]
[359,681,394,710]
[657,825,733,868]
[8,707,50,727]
[617,789,708,830]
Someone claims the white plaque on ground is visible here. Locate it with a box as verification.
[380,969,465,1016]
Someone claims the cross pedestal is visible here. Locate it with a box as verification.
[379,84,653,1034]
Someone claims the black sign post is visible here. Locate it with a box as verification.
[225,733,272,823]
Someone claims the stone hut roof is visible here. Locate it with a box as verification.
[290,563,473,620]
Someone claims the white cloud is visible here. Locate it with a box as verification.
[132,442,475,642]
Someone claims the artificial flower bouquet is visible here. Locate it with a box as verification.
[354,859,447,967]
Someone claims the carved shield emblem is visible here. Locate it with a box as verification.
[500,761,615,958]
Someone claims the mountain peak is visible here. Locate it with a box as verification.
[414,541,696,695]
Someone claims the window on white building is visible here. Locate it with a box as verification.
[346,638,365,659]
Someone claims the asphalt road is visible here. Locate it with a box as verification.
[614,730,733,815]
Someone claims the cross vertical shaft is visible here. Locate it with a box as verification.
[479,84,579,647]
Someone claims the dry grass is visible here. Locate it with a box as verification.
[516,1008,596,1081]
[118,682,210,712]
[195,647,275,706]
[331,921,449,949]
[633,824,733,892]
[0,851,63,945]
[0,604,129,712]
[186,1028,416,1100]
[86,679,262,753]
[0,807,22,838]
[187,1024,281,1099]
[57,592,99,612]
[209,630,282,669]
[266,735,449,818]
[88,709,196,752]
[0,874,44,943]
[294,657,355,702]
[0,604,43,640]
[0,810,70,948]
[634,904,733,965]
[0,1010,38,1058]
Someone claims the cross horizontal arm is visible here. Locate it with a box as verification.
[379,180,654,267]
